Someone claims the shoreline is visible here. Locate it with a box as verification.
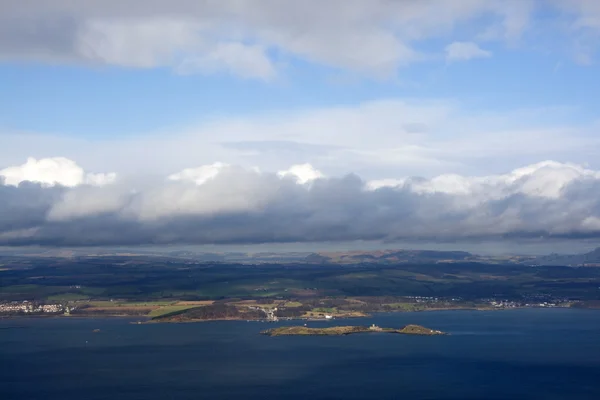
[0,305,583,324]
[261,324,447,336]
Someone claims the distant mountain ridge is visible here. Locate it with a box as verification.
[1,246,600,267]
[304,249,474,264]
[534,247,600,266]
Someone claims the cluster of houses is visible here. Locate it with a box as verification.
[0,301,70,314]
[490,300,558,308]
[248,306,279,321]
[490,300,519,308]
[405,296,441,303]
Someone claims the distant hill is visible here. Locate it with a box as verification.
[306,249,473,264]
[7,245,600,267]
[167,251,226,261]
[535,247,600,266]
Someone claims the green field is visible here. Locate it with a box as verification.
[47,293,91,301]
[88,301,174,307]
[147,305,201,318]
[1,256,599,306]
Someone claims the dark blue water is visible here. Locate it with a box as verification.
[1,309,599,400]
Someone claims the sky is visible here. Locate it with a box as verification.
[2,0,600,253]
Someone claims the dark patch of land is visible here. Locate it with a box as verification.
[151,304,264,322]
[1,252,599,320]
[534,247,600,267]
[262,324,445,336]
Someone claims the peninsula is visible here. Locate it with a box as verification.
[261,324,446,336]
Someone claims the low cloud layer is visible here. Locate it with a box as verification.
[2,157,600,246]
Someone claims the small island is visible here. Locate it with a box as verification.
[261,324,446,336]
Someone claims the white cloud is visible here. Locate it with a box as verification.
[77,19,202,68]
[2,1,600,73]
[47,185,130,221]
[547,0,600,64]
[176,42,276,80]
[445,41,491,61]
[168,162,229,185]
[1,100,597,182]
[368,161,600,203]
[553,0,600,30]
[0,157,116,187]
[366,178,407,191]
[74,19,277,79]
[3,159,600,246]
[0,0,539,77]
[277,164,324,184]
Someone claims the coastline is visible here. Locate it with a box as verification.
[0,304,581,324]
[261,324,447,336]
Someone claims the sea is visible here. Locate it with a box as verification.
[1,309,599,400]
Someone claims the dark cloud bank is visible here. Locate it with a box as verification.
[2,166,600,247]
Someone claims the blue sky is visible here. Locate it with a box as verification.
[2,0,600,250]
[3,42,599,139]
[1,0,600,178]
